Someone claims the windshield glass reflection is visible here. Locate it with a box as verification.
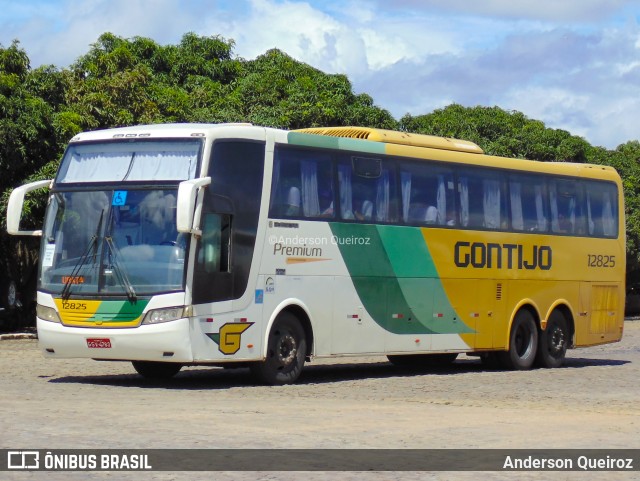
[40,189,186,296]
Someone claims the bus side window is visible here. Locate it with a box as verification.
[550,180,585,235]
[199,213,231,274]
[192,211,233,304]
[509,175,549,232]
[400,162,454,226]
[201,140,263,303]
[585,181,618,237]
[338,156,397,223]
[458,170,506,230]
[270,147,334,219]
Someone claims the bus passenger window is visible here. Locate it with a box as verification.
[458,170,506,230]
[509,175,548,232]
[400,162,454,226]
[270,147,334,219]
[550,180,585,235]
[339,156,397,223]
[585,181,618,237]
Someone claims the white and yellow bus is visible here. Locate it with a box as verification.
[6,123,625,384]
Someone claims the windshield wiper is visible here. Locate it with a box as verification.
[104,236,137,303]
[61,209,104,300]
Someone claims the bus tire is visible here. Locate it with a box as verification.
[535,311,569,368]
[387,353,458,368]
[499,310,538,370]
[132,361,182,379]
[250,312,306,385]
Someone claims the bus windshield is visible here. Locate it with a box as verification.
[40,189,187,296]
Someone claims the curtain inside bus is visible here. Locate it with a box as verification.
[56,141,200,183]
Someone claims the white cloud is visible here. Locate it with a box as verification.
[1,0,207,66]
[590,98,640,147]
[370,0,635,22]
[502,86,592,137]
[219,0,359,73]
[350,16,640,149]
[221,0,463,77]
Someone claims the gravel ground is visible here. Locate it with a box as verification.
[1,321,639,481]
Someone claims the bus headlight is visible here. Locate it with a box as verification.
[37,304,62,323]
[142,306,190,325]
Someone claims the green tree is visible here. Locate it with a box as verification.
[63,33,397,130]
[0,41,59,192]
[0,41,61,326]
[400,104,589,162]
[64,32,243,128]
[599,141,640,285]
[222,49,397,129]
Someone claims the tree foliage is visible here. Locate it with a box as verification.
[61,33,396,130]
[400,104,591,162]
[0,41,59,193]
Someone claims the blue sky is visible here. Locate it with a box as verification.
[1,0,640,149]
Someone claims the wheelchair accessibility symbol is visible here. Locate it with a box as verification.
[112,191,128,206]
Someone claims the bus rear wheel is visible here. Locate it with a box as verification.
[499,310,538,370]
[536,311,569,368]
[250,313,306,385]
[132,361,182,379]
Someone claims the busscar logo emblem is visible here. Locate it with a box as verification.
[265,277,275,293]
[206,322,254,355]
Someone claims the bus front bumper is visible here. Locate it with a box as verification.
[37,318,194,363]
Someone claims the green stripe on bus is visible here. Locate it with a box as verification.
[377,225,472,334]
[94,299,149,322]
[377,226,438,277]
[329,223,472,335]
[287,132,386,154]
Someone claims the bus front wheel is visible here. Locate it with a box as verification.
[536,311,569,368]
[499,310,538,370]
[132,361,182,379]
[250,313,307,385]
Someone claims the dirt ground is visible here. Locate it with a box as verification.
[1,321,639,481]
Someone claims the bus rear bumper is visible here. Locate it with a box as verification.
[37,318,194,363]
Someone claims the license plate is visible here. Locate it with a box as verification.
[86,338,112,349]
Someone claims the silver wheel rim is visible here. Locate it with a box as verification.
[549,325,565,356]
[276,333,297,367]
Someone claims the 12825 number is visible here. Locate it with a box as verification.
[587,254,616,268]
[61,301,87,310]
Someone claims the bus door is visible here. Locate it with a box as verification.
[190,140,266,361]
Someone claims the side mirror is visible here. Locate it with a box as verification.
[176,177,211,234]
[6,179,52,236]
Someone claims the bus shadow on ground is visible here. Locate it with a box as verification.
[47,356,629,390]
[562,357,629,368]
